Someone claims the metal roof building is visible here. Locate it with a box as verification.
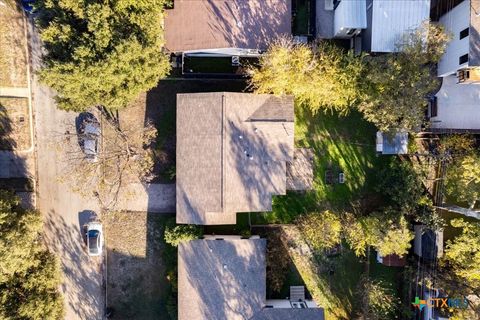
[365,0,430,52]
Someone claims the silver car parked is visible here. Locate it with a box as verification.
[77,112,101,163]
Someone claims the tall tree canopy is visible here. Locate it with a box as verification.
[344,211,414,257]
[375,159,424,212]
[249,38,363,114]
[443,219,480,289]
[36,0,171,111]
[0,190,63,319]
[358,23,449,131]
[297,210,342,251]
[249,23,448,132]
[445,153,480,209]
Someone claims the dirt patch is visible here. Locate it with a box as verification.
[0,2,28,87]
[0,97,31,150]
[105,211,174,320]
[143,79,249,182]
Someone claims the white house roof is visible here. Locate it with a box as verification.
[371,0,430,52]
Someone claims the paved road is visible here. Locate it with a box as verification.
[29,21,104,320]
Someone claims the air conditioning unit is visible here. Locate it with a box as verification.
[231,55,240,67]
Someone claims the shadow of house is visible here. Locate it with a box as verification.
[0,101,33,208]
[164,0,292,75]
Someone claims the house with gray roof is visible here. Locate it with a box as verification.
[164,0,291,75]
[176,92,295,225]
[178,238,325,320]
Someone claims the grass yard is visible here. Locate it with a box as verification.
[105,212,176,320]
[0,2,28,87]
[0,98,31,150]
[251,107,389,224]
[144,79,248,182]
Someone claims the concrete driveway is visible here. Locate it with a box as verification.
[29,22,104,320]
[431,75,480,130]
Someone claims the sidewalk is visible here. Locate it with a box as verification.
[112,183,176,213]
[0,86,29,97]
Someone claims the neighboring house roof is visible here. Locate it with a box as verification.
[370,0,430,52]
[178,239,266,320]
[176,92,294,225]
[164,0,292,52]
[178,239,325,320]
[414,225,444,261]
[431,75,480,130]
[250,309,325,320]
[333,0,367,37]
[381,254,407,267]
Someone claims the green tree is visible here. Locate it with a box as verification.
[438,134,476,156]
[0,190,64,319]
[297,211,342,251]
[36,0,171,111]
[344,211,414,257]
[445,153,480,208]
[164,223,202,247]
[358,23,449,131]
[443,219,480,289]
[249,37,363,114]
[356,276,400,320]
[376,159,424,212]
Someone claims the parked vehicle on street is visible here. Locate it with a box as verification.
[77,112,101,163]
[86,222,103,257]
[21,0,35,13]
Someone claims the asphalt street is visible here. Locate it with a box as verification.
[29,20,104,320]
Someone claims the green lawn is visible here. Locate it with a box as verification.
[251,107,389,224]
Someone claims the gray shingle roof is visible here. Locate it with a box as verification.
[178,239,267,320]
[164,0,292,52]
[176,93,294,225]
[250,309,325,320]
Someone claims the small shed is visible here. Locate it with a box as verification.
[376,252,406,267]
[376,131,408,155]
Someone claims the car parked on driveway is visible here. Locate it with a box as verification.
[77,112,101,163]
[86,222,103,257]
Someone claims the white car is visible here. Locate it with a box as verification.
[86,222,103,257]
